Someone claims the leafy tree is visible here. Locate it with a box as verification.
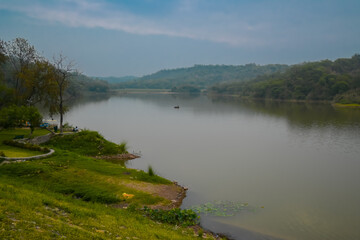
[0,42,13,108]
[1,38,41,104]
[0,105,42,135]
[0,83,15,108]
[24,106,42,135]
[17,60,56,106]
[0,105,24,128]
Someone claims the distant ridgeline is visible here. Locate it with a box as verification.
[70,73,111,95]
[209,54,360,103]
[93,76,138,84]
[113,64,289,91]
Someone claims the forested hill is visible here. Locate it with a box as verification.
[210,54,360,103]
[114,64,289,90]
[70,73,111,95]
[94,76,138,84]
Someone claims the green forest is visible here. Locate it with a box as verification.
[114,64,289,90]
[209,55,360,103]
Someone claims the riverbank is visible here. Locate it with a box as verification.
[332,103,360,108]
[0,128,225,239]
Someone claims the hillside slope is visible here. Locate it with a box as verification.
[210,54,360,102]
[115,64,289,89]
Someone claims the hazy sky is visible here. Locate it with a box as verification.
[1,0,359,77]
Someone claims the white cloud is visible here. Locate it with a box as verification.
[0,0,267,46]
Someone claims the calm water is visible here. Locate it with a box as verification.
[66,94,360,240]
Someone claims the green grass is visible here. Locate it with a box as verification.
[0,149,170,204]
[333,103,360,108]
[0,128,49,157]
[45,130,127,156]
[0,129,203,239]
[0,177,199,240]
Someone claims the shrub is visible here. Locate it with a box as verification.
[148,165,155,176]
[3,140,50,153]
[143,207,199,226]
[118,141,128,153]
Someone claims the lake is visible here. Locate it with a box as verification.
[66,93,360,240]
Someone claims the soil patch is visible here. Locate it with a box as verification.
[124,181,187,210]
[111,179,187,210]
[96,153,140,160]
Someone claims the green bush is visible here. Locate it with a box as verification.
[3,140,50,153]
[118,141,128,153]
[143,207,199,226]
[148,165,155,176]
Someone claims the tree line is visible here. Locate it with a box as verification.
[114,64,289,90]
[209,54,360,103]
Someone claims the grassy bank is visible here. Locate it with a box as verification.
[0,129,211,239]
[332,103,360,108]
[0,128,49,157]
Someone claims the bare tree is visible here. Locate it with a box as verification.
[0,40,7,81]
[48,54,77,133]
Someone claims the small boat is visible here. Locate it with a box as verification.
[174,105,180,109]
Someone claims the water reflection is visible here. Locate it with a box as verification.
[65,93,360,240]
[208,96,360,128]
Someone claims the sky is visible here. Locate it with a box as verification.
[0,0,360,77]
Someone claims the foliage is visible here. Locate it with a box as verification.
[148,165,155,176]
[96,75,138,84]
[118,141,128,153]
[17,60,56,106]
[171,85,201,93]
[2,139,50,153]
[0,83,15,108]
[143,207,199,226]
[115,64,289,89]
[210,54,360,103]
[0,105,42,133]
[70,73,111,94]
[334,88,360,104]
[0,38,40,102]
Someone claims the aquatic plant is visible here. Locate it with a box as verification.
[143,207,199,226]
[190,200,260,217]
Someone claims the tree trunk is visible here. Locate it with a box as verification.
[59,101,63,133]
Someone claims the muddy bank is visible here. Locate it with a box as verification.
[95,153,140,160]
